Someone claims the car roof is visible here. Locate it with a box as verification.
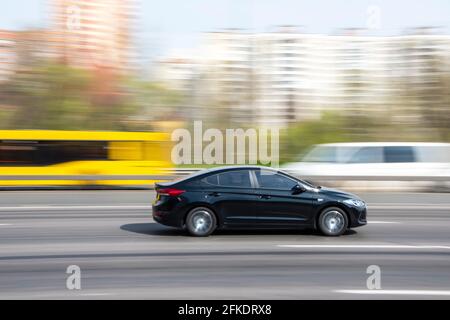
[202,165,278,174]
[315,142,450,147]
[169,165,280,185]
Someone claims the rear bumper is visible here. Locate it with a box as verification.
[152,206,185,228]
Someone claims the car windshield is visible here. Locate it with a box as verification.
[300,146,357,163]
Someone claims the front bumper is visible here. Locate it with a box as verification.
[349,206,367,228]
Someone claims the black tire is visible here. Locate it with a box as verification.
[318,207,348,236]
[185,207,217,237]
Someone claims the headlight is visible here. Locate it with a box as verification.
[343,199,365,207]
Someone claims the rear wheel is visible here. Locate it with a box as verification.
[185,207,217,237]
[318,207,348,236]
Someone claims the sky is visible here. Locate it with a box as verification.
[2,0,450,59]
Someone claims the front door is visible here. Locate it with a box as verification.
[252,169,313,227]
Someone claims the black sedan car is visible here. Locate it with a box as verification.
[153,166,367,237]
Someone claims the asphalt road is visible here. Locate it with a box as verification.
[0,190,449,299]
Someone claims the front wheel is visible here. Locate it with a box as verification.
[185,207,217,237]
[318,207,348,236]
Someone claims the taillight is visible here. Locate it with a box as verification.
[157,188,186,197]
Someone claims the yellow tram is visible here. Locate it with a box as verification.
[0,130,173,187]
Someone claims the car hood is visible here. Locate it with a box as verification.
[317,187,361,200]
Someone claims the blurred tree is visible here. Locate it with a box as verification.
[395,41,450,142]
[279,110,402,163]
[0,62,92,130]
[280,112,349,163]
[419,59,450,141]
[0,61,184,132]
[136,81,184,121]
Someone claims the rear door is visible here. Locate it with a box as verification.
[200,169,261,227]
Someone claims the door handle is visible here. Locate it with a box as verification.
[208,192,220,197]
[260,195,271,199]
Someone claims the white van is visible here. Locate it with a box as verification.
[283,142,450,191]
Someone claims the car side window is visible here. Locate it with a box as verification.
[202,170,252,188]
[218,170,252,188]
[203,174,219,186]
[384,146,416,163]
[255,170,297,190]
[349,147,383,163]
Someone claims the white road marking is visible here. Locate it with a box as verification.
[369,221,400,224]
[0,224,12,226]
[0,204,448,211]
[77,293,115,296]
[335,289,450,296]
[371,202,450,206]
[0,205,152,211]
[277,244,450,250]
[369,205,450,210]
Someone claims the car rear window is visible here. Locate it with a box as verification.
[416,146,450,162]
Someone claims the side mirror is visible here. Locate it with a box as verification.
[292,184,307,194]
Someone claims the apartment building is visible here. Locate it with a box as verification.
[0,31,17,82]
[52,0,135,73]
[156,27,450,128]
